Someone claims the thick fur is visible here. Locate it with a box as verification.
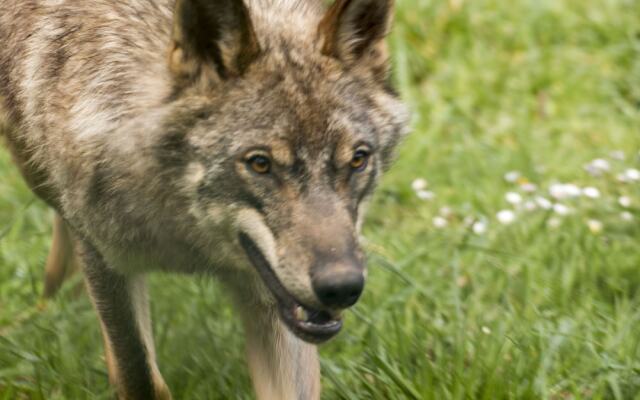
[0,0,408,399]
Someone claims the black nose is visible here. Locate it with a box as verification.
[312,264,365,309]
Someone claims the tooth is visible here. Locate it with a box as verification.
[294,306,308,322]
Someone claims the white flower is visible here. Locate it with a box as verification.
[549,183,581,200]
[587,219,603,234]
[592,158,611,170]
[481,326,492,335]
[535,196,553,210]
[618,196,632,208]
[439,206,453,217]
[520,182,538,193]
[547,217,562,229]
[553,203,571,215]
[432,216,448,228]
[624,168,640,182]
[472,220,488,234]
[549,183,566,199]
[505,192,523,205]
[584,158,611,176]
[610,150,625,161]
[416,190,435,200]
[582,187,601,199]
[411,178,428,191]
[496,210,516,225]
[523,201,538,211]
[621,211,633,222]
[504,171,520,183]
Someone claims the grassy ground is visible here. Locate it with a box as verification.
[1,0,640,398]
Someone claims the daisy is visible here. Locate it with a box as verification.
[553,203,571,215]
[549,183,581,200]
[582,187,600,199]
[496,210,516,225]
[433,216,448,229]
[411,178,428,191]
[624,168,640,182]
[504,171,520,183]
[587,219,603,234]
[619,196,632,208]
[472,220,488,234]
[505,192,523,205]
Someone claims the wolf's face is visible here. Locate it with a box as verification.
[165,0,408,343]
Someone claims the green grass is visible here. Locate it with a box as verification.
[2,0,640,398]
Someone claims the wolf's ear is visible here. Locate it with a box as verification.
[318,0,393,68]
[169,0,260,85]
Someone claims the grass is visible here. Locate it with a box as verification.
[1,0,640,398]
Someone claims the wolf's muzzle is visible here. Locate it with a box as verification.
[238,232,344,343]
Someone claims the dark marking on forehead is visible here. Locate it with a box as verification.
[279,42,305,72]
[290,157,311,192]
[278,44,327,119]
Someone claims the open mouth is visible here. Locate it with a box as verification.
[238,233,343,343]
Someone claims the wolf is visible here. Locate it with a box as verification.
[0,0,408,398]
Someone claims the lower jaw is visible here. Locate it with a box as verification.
[277,303,343,344]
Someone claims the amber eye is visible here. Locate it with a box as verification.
[350,149,370,171]
[247,154,271,174]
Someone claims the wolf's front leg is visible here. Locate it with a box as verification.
[80,241,171,400]
[240,303,320,400]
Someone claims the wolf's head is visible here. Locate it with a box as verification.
[162,0,408,343]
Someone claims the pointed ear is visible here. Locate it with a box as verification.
[318,0,394,66]
[169,0,260,85]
